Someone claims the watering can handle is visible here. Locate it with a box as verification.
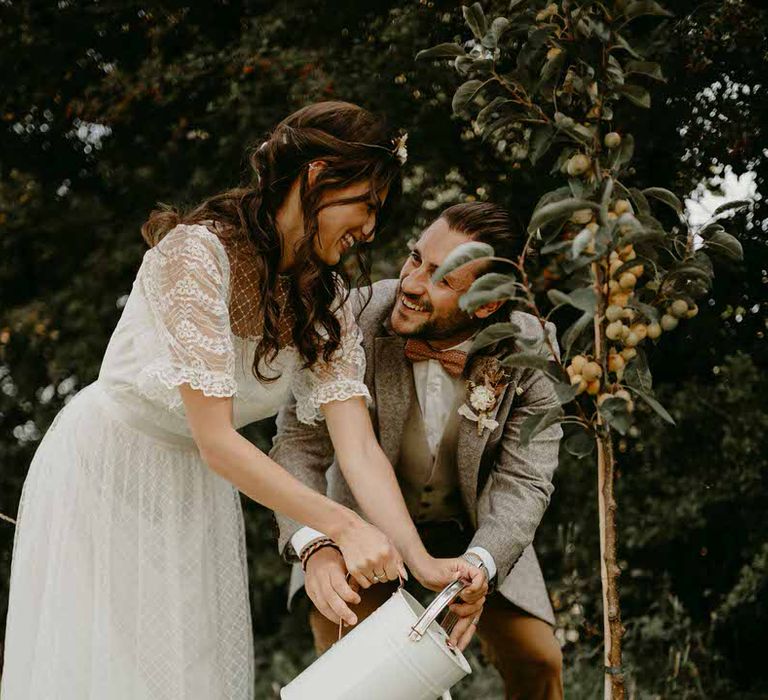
[408,578,467,642]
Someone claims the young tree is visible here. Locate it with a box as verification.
[418,2,745,697]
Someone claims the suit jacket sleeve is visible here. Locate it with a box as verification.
[269,394,336,560]
[468,362,563,583]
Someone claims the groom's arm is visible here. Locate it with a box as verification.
[270,395,336,560]
[468,365,562,583]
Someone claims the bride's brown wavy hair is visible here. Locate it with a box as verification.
[141,101,403,381]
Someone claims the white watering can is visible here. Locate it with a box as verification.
[281,578,472,700]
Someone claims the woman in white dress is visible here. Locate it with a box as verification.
[0,101,485,699]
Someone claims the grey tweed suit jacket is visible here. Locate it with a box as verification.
[271,279,562,624]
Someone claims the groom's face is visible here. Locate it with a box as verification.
[390,218,482,343]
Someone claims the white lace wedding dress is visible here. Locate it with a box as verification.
[1,224,369,699]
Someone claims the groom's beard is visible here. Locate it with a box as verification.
[392,290,478,342]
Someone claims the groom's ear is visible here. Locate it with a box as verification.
[473,300,504,319]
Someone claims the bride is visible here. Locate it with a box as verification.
[0,101,485,699]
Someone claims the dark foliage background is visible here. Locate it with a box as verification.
[1,1,766,697]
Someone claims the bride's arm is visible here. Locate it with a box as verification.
[179,386,405,596]
[320,396,431,575]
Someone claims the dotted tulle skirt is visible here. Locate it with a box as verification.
[1,382,255,699]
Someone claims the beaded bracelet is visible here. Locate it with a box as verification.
[300,537,340,571]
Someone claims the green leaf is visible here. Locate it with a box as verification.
[698,222,725,240]
[612,132,635,169]
[477,97,511,127]
[564,428,595,458]
[553,382,580,404]
[562,310,594,356]
[643,187,682,213]
[714,199,751,216]
[571,227,593,258]
[529,125,554,164]
[470,321,522,354]
[520,407,562,447]
[528,199,599,233]
[625,60,665,81]
[705,231,744,261]
[463,3,488,40]
[452,79,485,114]
[547,287,597,314]
[508,0,528,11]
[533,186,572,213]
[490,16,511,42]
[626,387,675,425]
[599,397,632,435]
[624,0,674,21]
[612,33,643,59]
[501,352,551,372]
[623,348,652,392]
[628,187,651,215]
[432,241,495,282]
[416,43,467,61]
[460,273,517,313]
[620,84,651,108]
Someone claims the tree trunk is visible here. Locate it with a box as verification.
[593,261,625,699]
[597,432,625,699]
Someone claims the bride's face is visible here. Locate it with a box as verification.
[310,174,389,266]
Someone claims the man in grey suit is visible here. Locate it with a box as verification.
[272,202,564,698]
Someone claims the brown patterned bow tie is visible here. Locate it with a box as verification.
[404,339,468,378]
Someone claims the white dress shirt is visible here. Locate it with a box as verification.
[291,336,497,579]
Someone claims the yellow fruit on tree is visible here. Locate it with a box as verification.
[570,374,587,395]
[608,353,625,373]
[605,304,623,322]
[586,379,601,395]
[582,361,602,381]
[570,208,594,224]
[686,303,699,318]
[619,272,637,289]
[606,320,624,340]
[620,347,638,361]
[567,154,591,177]
[571,354,588,372]
[631,323,648,340]
[661,314,679,331]
[546,47,562,61]
[604,132,622,149]
[646,322,662,339]
[670,299,689,318]
[624,331,640,347]
[613,199,632,216]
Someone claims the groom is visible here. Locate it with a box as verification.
[272,202,564,698]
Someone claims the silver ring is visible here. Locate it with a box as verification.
[471,617,480,626]
[372,575,380,583]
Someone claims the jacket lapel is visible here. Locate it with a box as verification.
[373,334,413,466]
[456,354,516,521]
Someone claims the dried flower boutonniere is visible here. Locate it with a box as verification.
[458,363,511,436]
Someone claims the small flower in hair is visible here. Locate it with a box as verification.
[392,132,408,165]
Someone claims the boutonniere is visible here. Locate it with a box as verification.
[458,362,511,436]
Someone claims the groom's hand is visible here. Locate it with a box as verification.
[305,547,361,627]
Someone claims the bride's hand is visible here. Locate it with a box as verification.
[334,516,407,589]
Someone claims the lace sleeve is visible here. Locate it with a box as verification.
[291,298,370,425]
[136,224,237,410]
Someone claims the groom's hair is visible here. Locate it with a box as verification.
[438,202,524,263]
[437,202,524,324]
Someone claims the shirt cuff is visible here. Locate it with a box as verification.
[291,526,329,557]
[466,546,497,580]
